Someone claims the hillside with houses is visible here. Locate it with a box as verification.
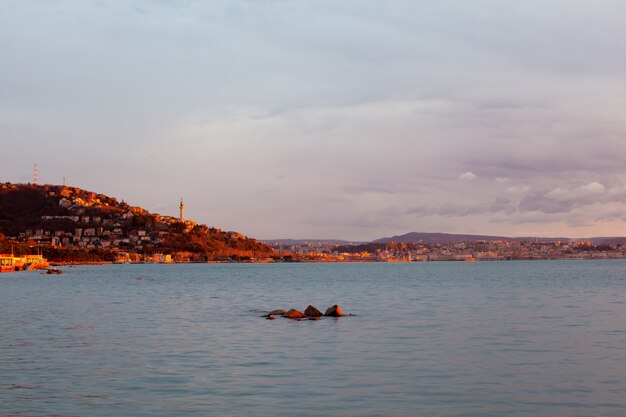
[0,183,274,263]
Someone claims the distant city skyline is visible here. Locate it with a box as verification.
[2,1,625,240]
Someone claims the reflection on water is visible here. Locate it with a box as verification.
[2,261,626,416]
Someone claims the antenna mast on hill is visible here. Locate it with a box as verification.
[33,163,39,184]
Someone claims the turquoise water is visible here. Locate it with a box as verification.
[2,261,626,416]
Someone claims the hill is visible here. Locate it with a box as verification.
[586,237,626,245]
[372,232,626,245]
[0,183,274,262]
[373,232,569,244]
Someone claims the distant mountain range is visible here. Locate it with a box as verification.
[269,232,626,246]
[374,232,626,245]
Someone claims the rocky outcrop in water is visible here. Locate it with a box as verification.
[324,305,343,317]
[264,305,347,320]
[304,305,323,318]
[268,309,286,317]
[284,309,306,320]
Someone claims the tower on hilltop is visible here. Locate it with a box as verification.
[180,198,185,222]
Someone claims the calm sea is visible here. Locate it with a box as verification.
[2,261,626,417]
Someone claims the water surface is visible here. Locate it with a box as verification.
[2,261,626,416]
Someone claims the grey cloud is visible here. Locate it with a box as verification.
[390,196,516,218]
[518,190,575,214]
[517,182,626,215]
[1,1,625,240]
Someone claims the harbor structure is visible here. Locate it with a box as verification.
[0,254,49,272]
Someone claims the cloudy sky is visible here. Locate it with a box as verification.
[1,1,625,240]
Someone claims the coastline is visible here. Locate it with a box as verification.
[40,257,626,268]
[5,253,626,274]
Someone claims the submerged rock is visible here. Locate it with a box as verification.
[324,305,344,317]
[268,309,287,316]
[304,305,323,318]
[285,309,306,320]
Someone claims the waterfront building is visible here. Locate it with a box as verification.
[0,254,17,272]
[0,254,48,272]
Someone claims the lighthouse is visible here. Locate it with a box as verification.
[180,198,185,222]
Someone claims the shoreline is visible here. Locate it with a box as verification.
[4,257,626,274]
[4,257,626,273]
[41,257,626,267]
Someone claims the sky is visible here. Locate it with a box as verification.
[1,0,625,241]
